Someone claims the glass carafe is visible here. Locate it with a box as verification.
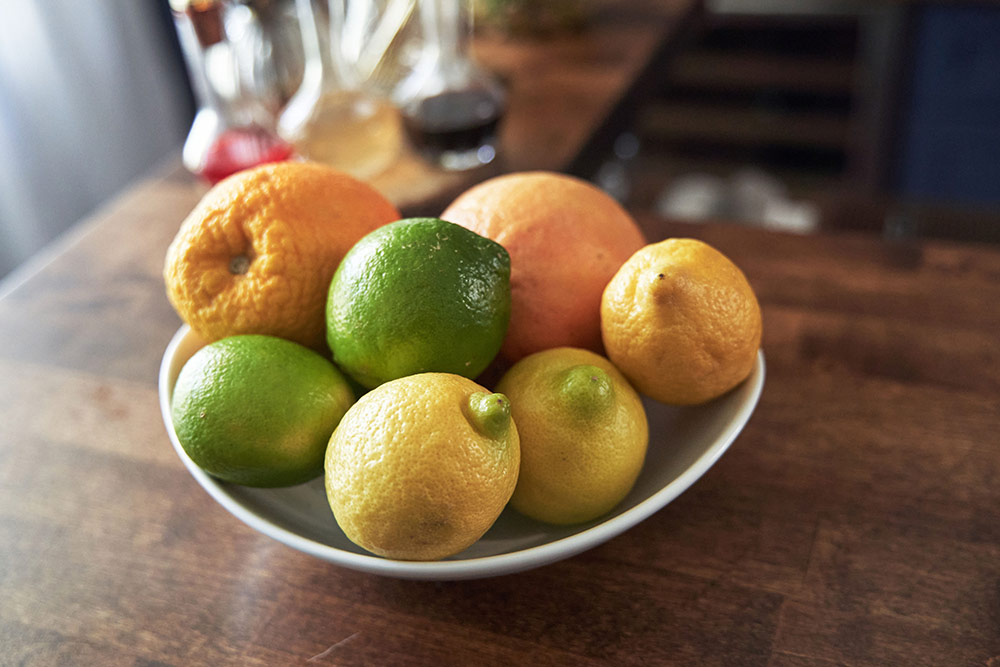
[341,0,419,98]
[278,0,403,180]
[394,0,506,171]
[232,0,305,115]
[172,0,296,184]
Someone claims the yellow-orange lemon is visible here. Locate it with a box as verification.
[601,238,762,405]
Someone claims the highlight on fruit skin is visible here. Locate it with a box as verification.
[601,238,762,406]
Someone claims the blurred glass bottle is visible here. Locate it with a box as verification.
[230,0,305,115]
[395,0,506,171]
[171,0,296,184]
[341,0,420,99]
[278,0,403,180]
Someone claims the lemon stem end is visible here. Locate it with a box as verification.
[468,392,512,439]
[558,364,614,419]
[229,254,251,275]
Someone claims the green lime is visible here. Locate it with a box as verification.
[171,334,354,487]
[325,217,511,389]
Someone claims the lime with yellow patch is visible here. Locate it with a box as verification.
[496,347,648,525]
[325,217,511,389]
[171,334,354,487]
[324,372,520,560]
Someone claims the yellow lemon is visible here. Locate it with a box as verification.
[601,238,762,405]
[324,373,520,560]
[496,347,648,525]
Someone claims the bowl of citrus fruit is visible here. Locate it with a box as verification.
[159,163,765,580]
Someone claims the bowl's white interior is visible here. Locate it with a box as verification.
[159,326,764,580]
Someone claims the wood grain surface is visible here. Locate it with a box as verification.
[1,157,998,665]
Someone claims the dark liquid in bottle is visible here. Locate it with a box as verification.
[402,89,502,159]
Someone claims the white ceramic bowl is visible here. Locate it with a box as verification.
[159,325,764,580]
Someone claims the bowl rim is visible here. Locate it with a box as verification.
[158,324,765,580]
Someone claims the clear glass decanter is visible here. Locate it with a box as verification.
[394,0,506,171]
[172,0,296,184]
[278,0,403,180]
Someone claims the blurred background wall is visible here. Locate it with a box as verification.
[596,0,1000,242]
[0,1,192,280]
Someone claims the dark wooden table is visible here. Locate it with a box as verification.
[2,156,998,664]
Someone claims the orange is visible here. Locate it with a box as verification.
[164,161,400,349]
[325,373,519,560]
[601,238,762,405]
[441,171,646,361]
[496,347,648,525]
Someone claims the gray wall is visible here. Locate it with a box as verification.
[0,1,192,280]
